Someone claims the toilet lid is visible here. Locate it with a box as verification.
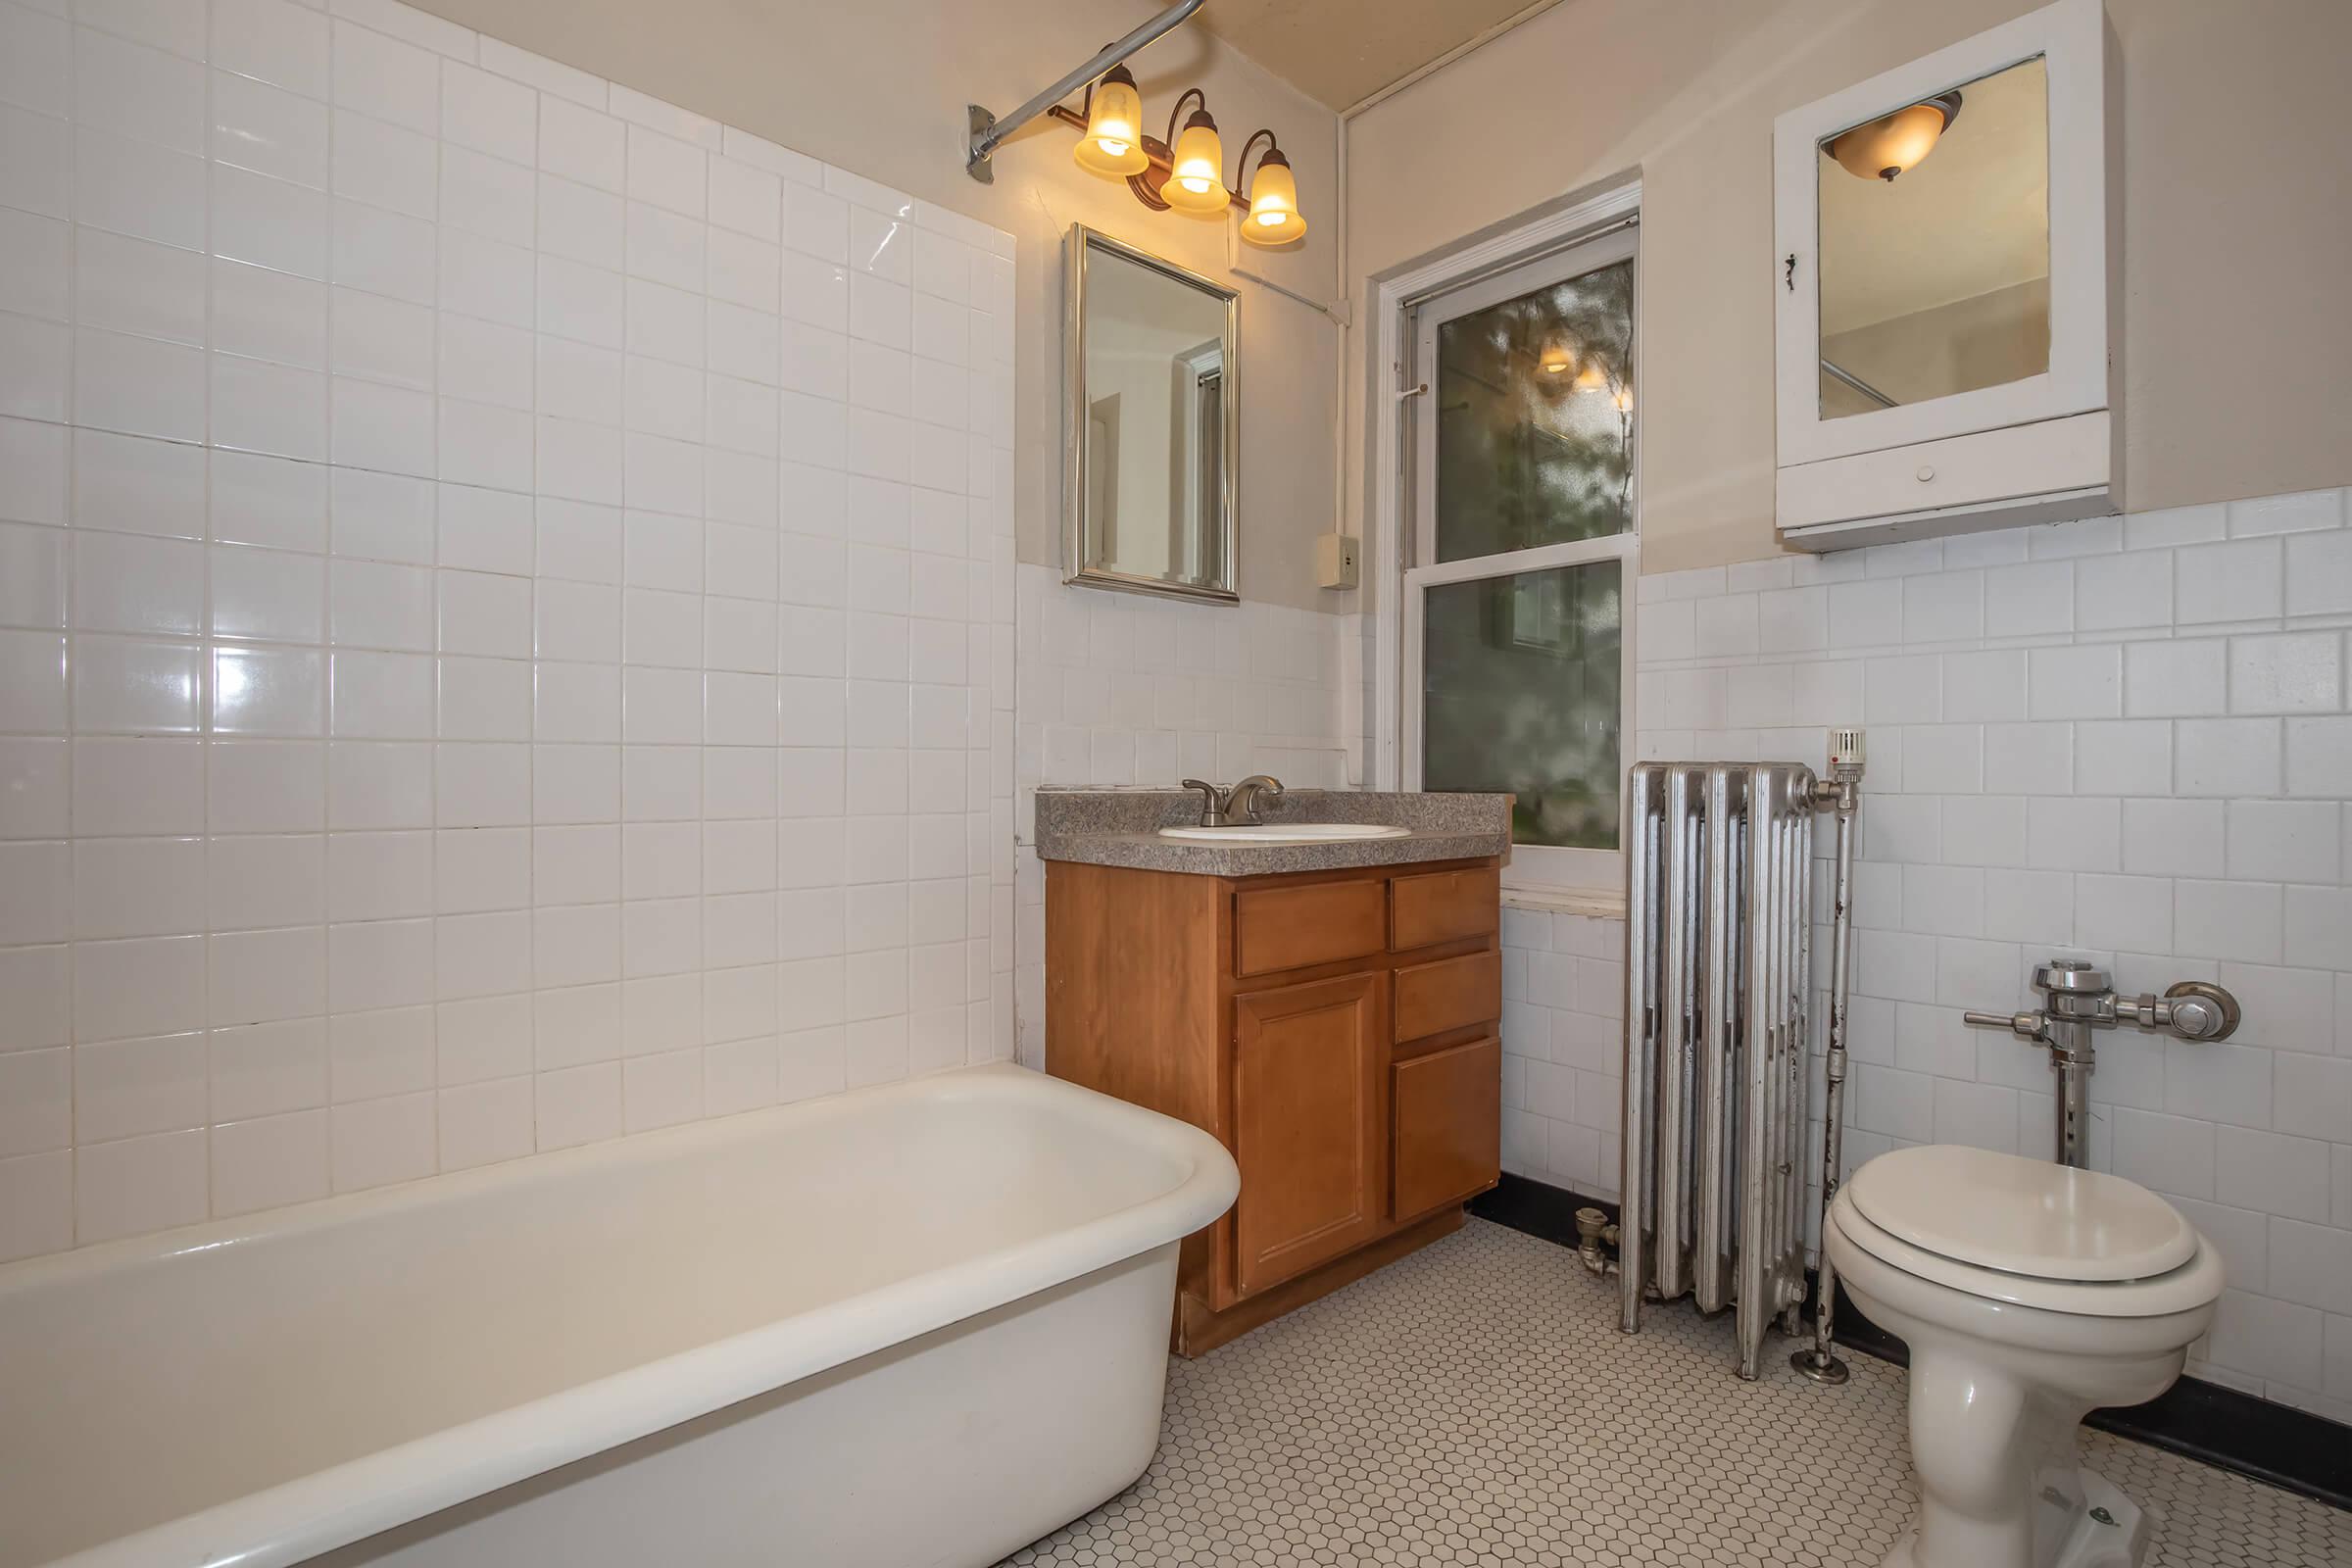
[1847,1145,2199,1283]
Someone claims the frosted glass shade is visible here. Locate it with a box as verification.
[1241,150,1305,247]
[1074,69,1148,178]
[1164,114,1228,214]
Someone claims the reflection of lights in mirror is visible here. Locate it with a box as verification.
[1824,91,1963,181]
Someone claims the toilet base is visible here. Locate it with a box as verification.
[1884,1468,2148,1568]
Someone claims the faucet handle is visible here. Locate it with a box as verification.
[1180,779,1228,827]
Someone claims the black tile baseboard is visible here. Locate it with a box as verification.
[1470,1172,2351,1513]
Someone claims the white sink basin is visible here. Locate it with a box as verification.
[1157,823,1412,844]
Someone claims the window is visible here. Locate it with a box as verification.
[1404,226,1638,893]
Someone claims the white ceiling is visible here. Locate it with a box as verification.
[1197,0,1554,112]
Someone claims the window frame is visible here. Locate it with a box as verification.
[1398,222,1642,897]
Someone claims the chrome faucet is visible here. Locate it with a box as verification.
[1180,775,1285,827]
[1963,959,2239,1170]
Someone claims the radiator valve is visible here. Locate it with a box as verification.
[1573,1206,1621,1277]
[1827,725,1866,785]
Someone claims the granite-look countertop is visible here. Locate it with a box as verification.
[1035,789,1512,876]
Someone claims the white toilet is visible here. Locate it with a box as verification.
[1824,1144,2225,1568]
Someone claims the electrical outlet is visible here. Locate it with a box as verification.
[1314,532,1360,590]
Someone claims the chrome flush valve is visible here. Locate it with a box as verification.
[1964,960,2242,1048]
[1963,959,2242,1169]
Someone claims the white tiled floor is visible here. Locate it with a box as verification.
[1003,1220,2349,1567]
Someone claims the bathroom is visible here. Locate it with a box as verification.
[0,0,2345,1561]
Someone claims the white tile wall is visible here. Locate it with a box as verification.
[1007,564,1355,1063]
[1496,906,1626,1198]
[0,0,1020,1261]
[1630,490,2352,1419]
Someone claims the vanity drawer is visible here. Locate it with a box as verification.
[1390,867,1499,952]
[1392,1036,1501,1221]
[1393,951,1500,1043]
[1233,878,1389,977]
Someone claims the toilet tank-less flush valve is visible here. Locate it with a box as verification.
[1962,959,2240,1169]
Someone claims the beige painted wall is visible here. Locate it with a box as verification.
[409,0,1347,611]
[1345,0,2352,574]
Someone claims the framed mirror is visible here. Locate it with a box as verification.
[1063,225,1239,604]
[1815,52,2051,420]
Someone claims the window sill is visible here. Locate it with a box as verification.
[1501,884,1627,920]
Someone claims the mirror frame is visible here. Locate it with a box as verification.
[1062,223,1241,606]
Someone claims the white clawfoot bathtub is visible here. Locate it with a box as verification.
[1,1065,1239,1568]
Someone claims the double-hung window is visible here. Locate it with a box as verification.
[1404,225,1638,894]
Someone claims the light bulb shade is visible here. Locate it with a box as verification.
[1074,68,1148,178]
[1825,92,1961,181]
[1241,147,1306,247]
[1163,111,1229,214]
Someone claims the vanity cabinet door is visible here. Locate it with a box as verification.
[1230,972,1386,1297]
[1393,1037,1502,1222]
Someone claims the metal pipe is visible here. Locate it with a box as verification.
[965,0,1207,180]
[2048,1026,2094,1168]
[1574,1206,1620,1277]
[1618,767,1658,1336]
[1791,776,1858,1386]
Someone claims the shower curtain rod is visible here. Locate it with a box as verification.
[965,0,1207,182]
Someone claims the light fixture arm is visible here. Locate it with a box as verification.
[1235,127,1278,190]
[1163,86,1209,150]
[965,0,1206,183]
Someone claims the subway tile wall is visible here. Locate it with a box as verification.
[1008,564,1356,1064]
[1622,490,2352,1419]
[0,0,1018,1259]
[1497,906,1626,1200]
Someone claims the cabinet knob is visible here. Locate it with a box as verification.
[1916,465,1936,483]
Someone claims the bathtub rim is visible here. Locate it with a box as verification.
[14,1064,1240,1568]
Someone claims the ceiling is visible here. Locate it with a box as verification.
[1197,0,1553,112]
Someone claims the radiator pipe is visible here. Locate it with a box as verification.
[1791,771,1860,1386]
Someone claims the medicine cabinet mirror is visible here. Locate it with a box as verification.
[1063,225,1240,604]
[1816,52,2050,419]
[1772,0,2118,550]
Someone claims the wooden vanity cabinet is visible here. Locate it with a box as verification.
[1045,856,1502,1355]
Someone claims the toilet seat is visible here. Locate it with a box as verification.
[1832,1148,2225,1319]
[1849,1145,2197,1281]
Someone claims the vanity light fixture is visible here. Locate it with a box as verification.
[1055,83,1307,248]
[1825,91,1963,181]
[962,0,1306,248]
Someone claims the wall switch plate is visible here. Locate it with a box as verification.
[1315,532,1360,589]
